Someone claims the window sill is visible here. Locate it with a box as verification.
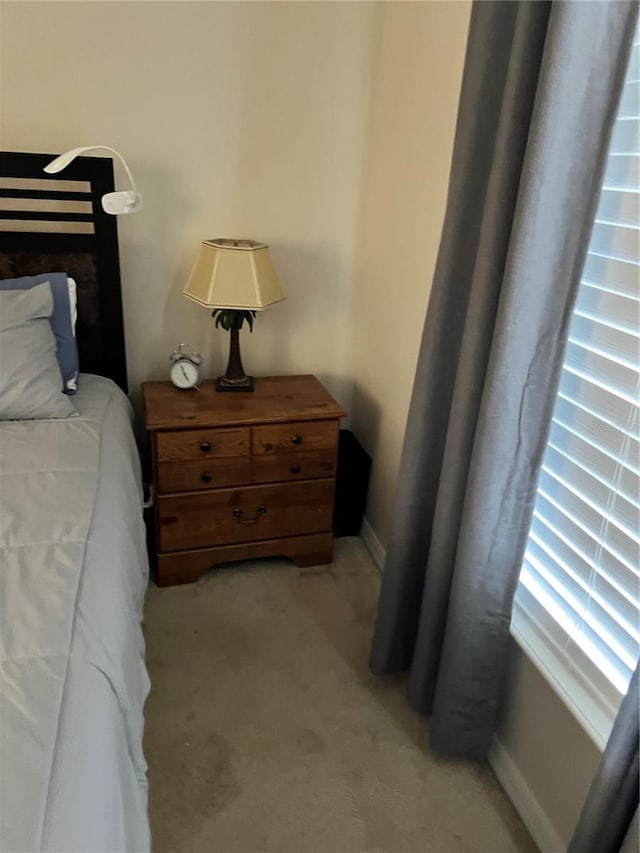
[510,587,623,751]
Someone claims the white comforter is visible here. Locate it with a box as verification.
[0,375,150,852]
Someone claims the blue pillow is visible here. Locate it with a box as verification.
[0,273,79,394]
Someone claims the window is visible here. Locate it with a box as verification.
[512,29,639,748]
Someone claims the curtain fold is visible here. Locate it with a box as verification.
[569,666,639,853]
[369,0,638,760]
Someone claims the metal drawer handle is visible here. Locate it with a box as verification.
[200,441,211,452]
[290,464,301,474]
[201,472,212,483]
[233,505,267,524]
[291,435,303,445]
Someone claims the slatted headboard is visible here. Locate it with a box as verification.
[0,151,128,392]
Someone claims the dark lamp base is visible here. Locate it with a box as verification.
[216,318,255,392]
[216,374,255,392]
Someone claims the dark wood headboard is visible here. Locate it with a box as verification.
[0,151,128,392]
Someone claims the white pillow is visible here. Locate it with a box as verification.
[66,276,78,392]
[0,282,77,420]
[67,277,78,332]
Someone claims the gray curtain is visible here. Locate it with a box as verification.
[369,0,638,761]
[569,666,639,853]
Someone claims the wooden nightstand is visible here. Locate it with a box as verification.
[142,375,345,586]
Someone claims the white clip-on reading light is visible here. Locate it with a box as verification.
[44,145,143,215]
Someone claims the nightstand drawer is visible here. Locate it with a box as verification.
[156,458,251,493]
[157,480,335,552]
[253,420,338,454]
[156,427,250,462]
[252,450,336,484]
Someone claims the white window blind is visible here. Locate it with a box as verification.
[512,29,639,749]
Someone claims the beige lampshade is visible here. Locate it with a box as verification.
[183,238,285,311]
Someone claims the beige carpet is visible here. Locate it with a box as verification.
[143,538,536,853]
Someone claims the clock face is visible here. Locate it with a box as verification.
[170,358,199,389]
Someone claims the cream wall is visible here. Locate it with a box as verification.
[0,0,381,411]
[350,1,469,547]
[493,645,601,850]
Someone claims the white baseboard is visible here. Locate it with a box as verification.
[489,736,565,853]
[360,516,386,571]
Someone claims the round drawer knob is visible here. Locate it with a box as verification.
[290,464,301,474]
[201,472,212,483]
[200,441,211,453]
[291,435,303,445]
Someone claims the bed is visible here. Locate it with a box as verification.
[0,152,150,852]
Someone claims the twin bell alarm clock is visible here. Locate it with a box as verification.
[169,343,202,390]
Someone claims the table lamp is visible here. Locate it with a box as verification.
[183,238,285,392]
